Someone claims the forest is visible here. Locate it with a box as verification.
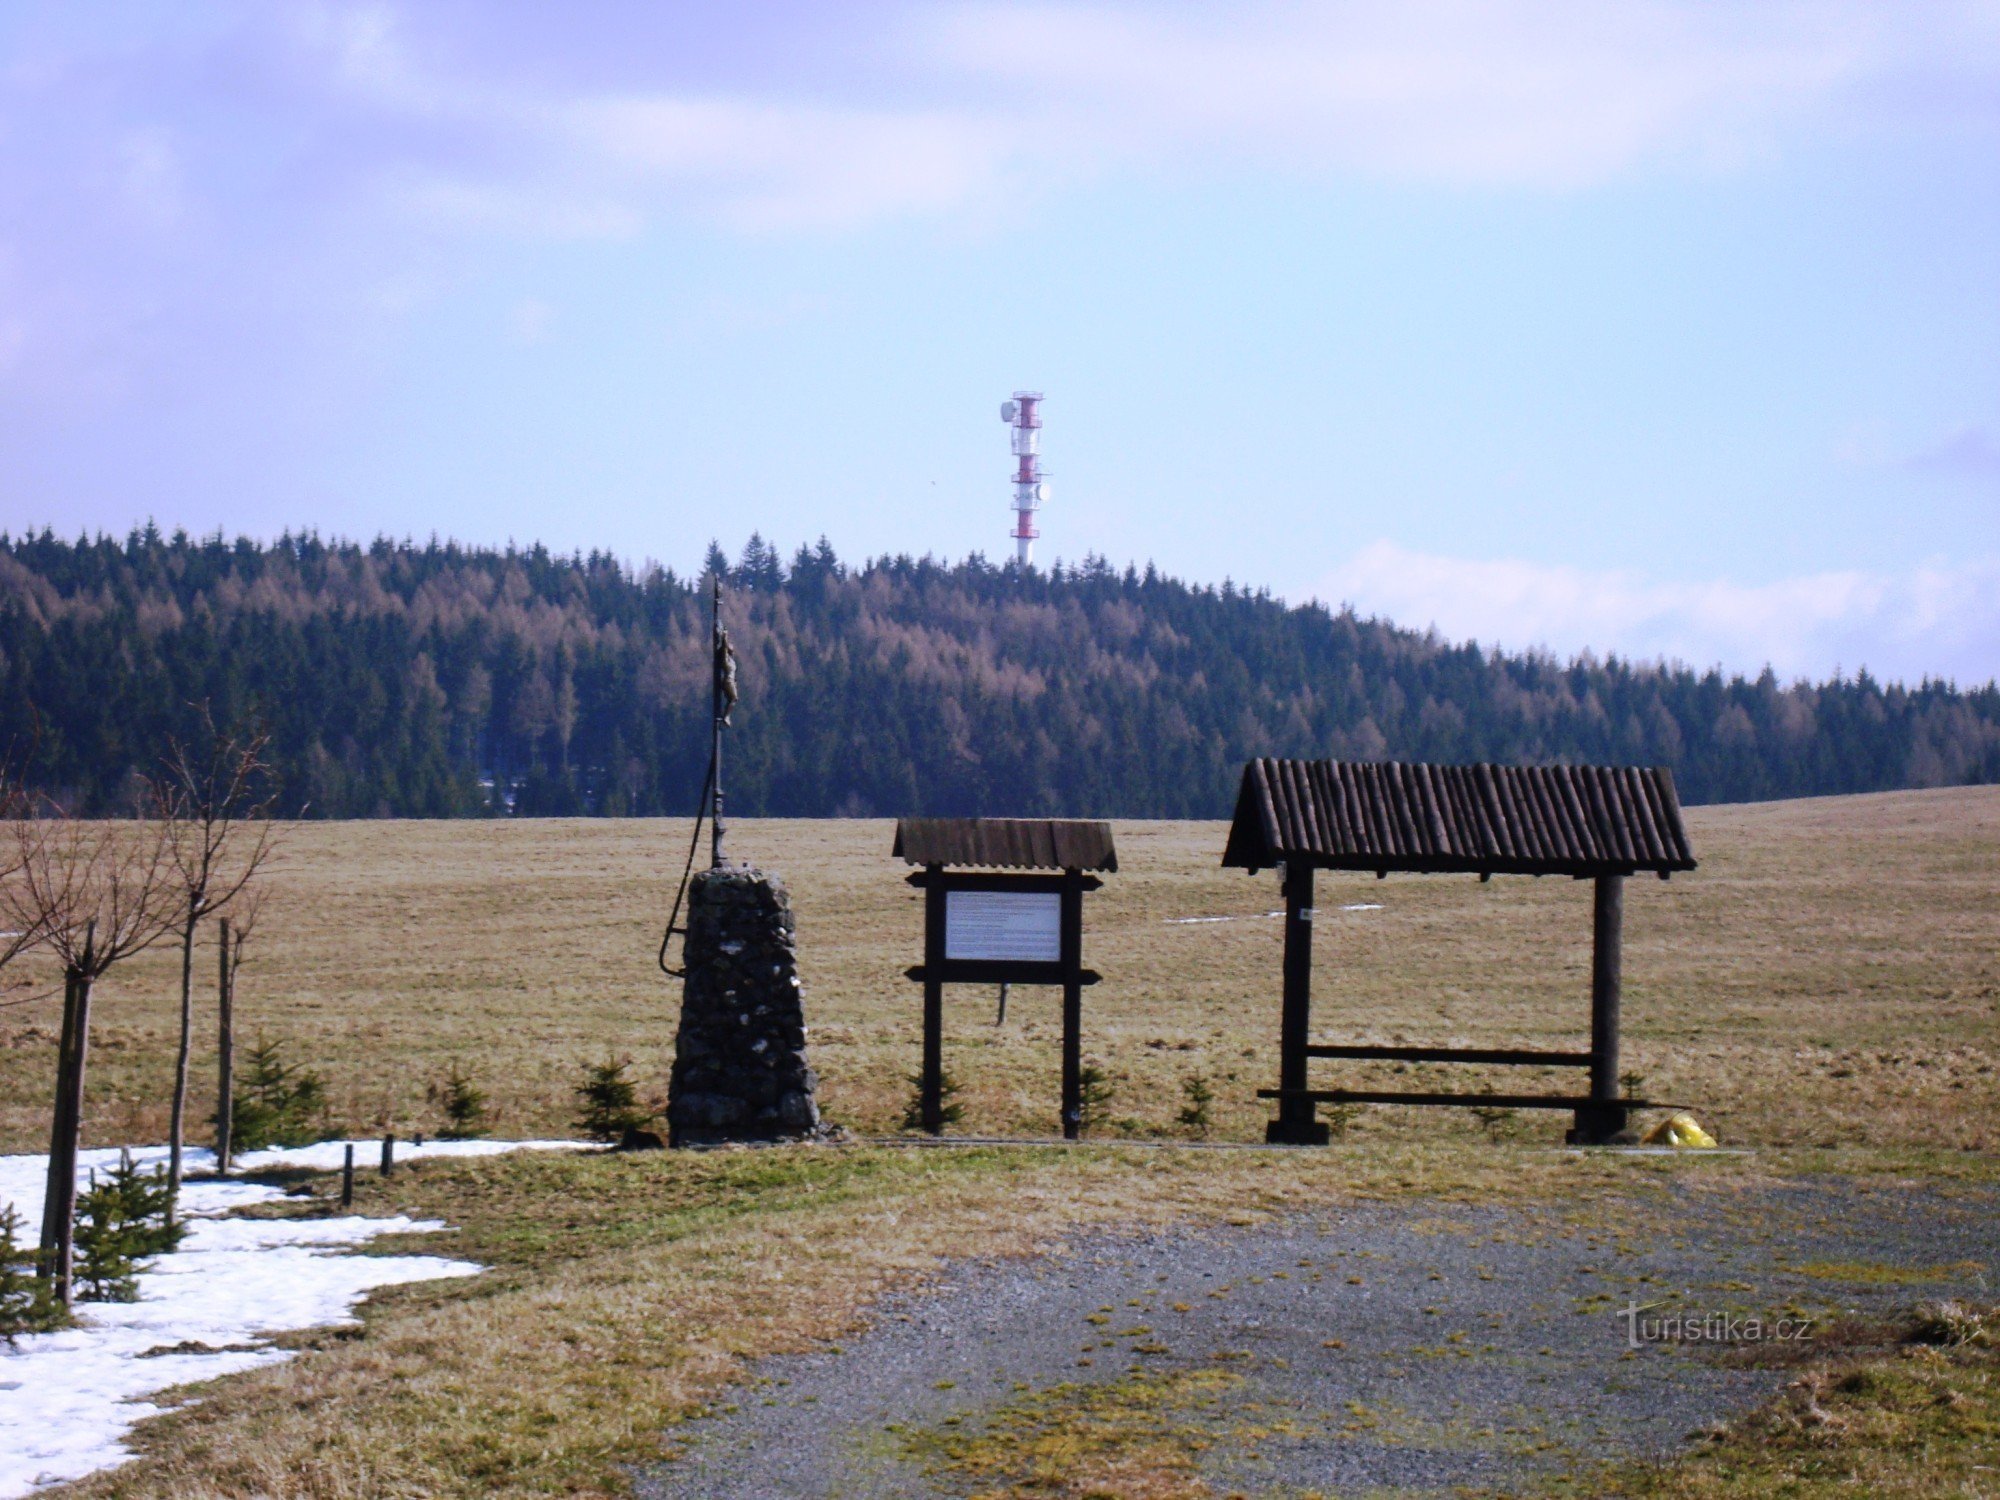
[2,526,1996,818]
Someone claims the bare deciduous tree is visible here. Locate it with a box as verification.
[157,714,278,1219]
[3,798,179,1308]
[0,769,48,986]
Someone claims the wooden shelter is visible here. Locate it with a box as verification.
[1221,759,1697,1145]
[896,818,1116,1139]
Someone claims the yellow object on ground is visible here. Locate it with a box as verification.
[1642,1112,1718,1148]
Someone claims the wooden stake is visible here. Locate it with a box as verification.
[215,917,234,1171]
[341,1144,354,1207]
[380,1132,394,1177]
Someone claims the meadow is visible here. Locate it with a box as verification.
[4,786,1996,1156]
[5,786,1998,1497]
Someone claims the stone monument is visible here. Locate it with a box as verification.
[661,575,825,1146]
[666,865,822,1145]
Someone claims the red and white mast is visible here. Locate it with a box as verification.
[1000,390,1046,566]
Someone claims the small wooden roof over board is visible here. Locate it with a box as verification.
[894,817,1118,872]
[1221,759,1695,879]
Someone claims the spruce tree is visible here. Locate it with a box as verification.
[229,1038,328,1150]
[73,1171,139,1303]
[573,1056,651,1142]
[430,1061,491,1140]
[0,1203,63,1340]
[107,1152,184,1258]
[69,1153,183,1304]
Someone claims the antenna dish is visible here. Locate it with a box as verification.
[1000,400,1019,422]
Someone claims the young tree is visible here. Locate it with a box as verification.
[573,1056,652,1142]
[3,798,178,1309]
[429,1060,491,1140]
[213,883,266,1170]
[229,1036,327,1151]
[0,1203,62,1340]
[0,767,59,1330]
[0,768,46,986]
[73,1152,181,1303]
[157,714,277,1220]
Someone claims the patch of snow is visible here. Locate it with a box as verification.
[232,1136,591,1180]
[1165,905,1380,924]
[0,1137,585,1496]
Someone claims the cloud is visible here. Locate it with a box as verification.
[1910,424,2000,481]
[287,0,2000,234]
[1320,540,2000,685]
[560,95,1014,231]
[8,0,1993,259]
[926,1,1883,189]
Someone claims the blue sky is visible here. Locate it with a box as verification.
[1,1,1996,683]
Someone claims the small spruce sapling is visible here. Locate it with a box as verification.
[1323,1102,1361,1140]
[573,1056,652,1142]
[429,1061,491,1139]
[72,1153,183,1304]
[900,1069,964,1131]
[229,1038,328,1150]
[73,1175,137,1302]
[1176,1072,1214,1138]
[107,1151,183,1258]
[1077,1064,1114,1136]
[0,1204,64,1340]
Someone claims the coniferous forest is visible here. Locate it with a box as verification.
[2,527,1996,819]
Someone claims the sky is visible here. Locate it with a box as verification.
[1,1,1995,684]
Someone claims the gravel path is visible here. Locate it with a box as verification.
[642,1172,1998,1498]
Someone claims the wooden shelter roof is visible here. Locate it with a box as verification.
[1220,759,1695,878]
[893,817,1118,872]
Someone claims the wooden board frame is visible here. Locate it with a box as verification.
[905,865,1102,1139]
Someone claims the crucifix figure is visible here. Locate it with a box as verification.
[710,573,736,869]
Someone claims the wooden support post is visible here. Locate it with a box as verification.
[1268,862,1329,1144]
[215,918,234,1171]
[920,864,945,1135]
[1060,868,1083,1141]
[1572,873,1628,1145]
[380,1132,395,1177]
[341,1143,355,1207]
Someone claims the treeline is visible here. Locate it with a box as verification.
[2,527,1996,818]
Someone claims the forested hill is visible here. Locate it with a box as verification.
[3,528,1996,819]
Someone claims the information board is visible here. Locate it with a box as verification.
[944,889,1062,963]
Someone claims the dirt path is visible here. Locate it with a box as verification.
[640,1173,1997,1499]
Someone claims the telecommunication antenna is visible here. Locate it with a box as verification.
[999,391,1047,565]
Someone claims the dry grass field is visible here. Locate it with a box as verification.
[4,786,1996,1156]
[8,785,1997,1497]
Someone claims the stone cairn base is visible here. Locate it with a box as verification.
[667,866,824,1146]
